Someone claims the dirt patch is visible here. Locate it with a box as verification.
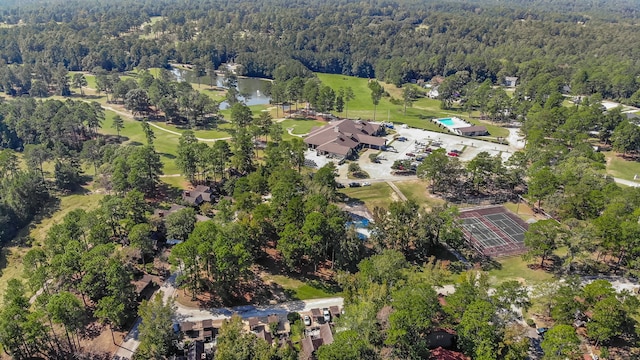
[79,322,127,356]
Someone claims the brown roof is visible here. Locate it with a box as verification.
[456,126,487,134]
[301,337,315,360]
[311,308,322,317]
[355,133,386,147]
[319,323,334,345]
[305,119,384,156]
[267,314,279,324]
[256,329,273,344]
[180,321,194,332]
[430,347,469,360]
[317,142,352,156]
[201,319,213,329]
[248,317,260,328]
[329,306,340,317]
[133,274,153,294]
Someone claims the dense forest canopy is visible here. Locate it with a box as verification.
[0,0,637,99]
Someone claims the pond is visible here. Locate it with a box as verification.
[171,68,272,109]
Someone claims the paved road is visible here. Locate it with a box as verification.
[612,177,640,187]
[114,271,343,358]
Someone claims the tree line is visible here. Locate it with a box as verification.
[0,0,639,102]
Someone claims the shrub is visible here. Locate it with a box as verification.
[526,318,536,327]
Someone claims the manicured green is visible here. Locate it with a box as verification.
[339,182,394,211]
[488,255,554,285]
[263,275,337,300]
[0,193,104,297]
[394,180,446,208]
[316,73,510,139]
[100,110,182,174]
[280,119,327,135]
[605,151,640,181]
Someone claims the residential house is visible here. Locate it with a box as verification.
[187,340,205,360]
[301,323,334,360]
[304,119,386,159]
[154,204,211,222]
[182,185,214,206]
[428,86,440,99]
[132,274,154,301]
[504,77,518,87]
[429,347,469,360]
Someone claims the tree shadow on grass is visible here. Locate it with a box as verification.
[160,153,176,159]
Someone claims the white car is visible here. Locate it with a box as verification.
[361,182,371,186]
[323,308,331,322]
[303,315,311,326]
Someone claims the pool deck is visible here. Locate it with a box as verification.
[433,117,473,131]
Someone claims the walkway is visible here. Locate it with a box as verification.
[386,181,408,201]
[612,177,640,187]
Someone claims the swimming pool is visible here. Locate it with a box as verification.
[347,218,370,228]
[438,118,455,126]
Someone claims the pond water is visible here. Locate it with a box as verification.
[171,68,272,109]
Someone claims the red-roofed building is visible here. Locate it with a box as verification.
[429,347,469,360]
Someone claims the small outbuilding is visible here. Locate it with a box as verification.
[455,126,488,137]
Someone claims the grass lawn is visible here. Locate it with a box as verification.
[605,151,640,181]
[339,182,394,211]
[279,119,326,135]
[149,121,231,139]
[160,175,190,189]
[394,180,446,208]
[0,193,104,296]
[316,73,509,139]
[262,274,337,300]
[488,255,554,285]
[503,201,539,222]
[100,110,183,174]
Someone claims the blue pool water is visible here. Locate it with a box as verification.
[347,218,370,228]
[438,118,455,126]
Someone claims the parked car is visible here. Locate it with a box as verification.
[336,183,345,188]
[349,182,361,188]
[323,308,331,322]
[425,147,433,152]
[304,315,311,326]
[451,149,461,153]
[406,152,415,157]
[536,327,548,336]
[447,152,459,157]
[362,182,371,186]
[397,136,408,142]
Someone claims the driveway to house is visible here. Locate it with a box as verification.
[114,271,343,358]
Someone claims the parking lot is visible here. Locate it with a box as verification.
[304,124,515,184]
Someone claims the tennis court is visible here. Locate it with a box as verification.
[458,206,529,257]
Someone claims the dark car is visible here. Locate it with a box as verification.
[536,327,548,336]
[336,183,345,188]
[406,152,415,157]
[349,182,361,188]
[397,136,408,142]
